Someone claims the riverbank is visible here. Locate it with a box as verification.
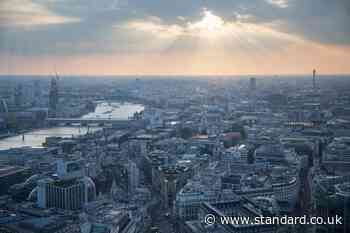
[0,128,39,140]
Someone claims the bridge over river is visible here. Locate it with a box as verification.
[46,118,146,128]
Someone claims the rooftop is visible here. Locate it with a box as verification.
[90,224,111,233]
[52,178,81,188]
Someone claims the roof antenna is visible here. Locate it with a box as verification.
[54,65,60,80]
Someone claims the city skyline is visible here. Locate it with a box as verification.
[1,0,350,75]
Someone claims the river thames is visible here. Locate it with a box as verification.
[0,102,144,150]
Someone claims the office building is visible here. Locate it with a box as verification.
[37,160,96,210]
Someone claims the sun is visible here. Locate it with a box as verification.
[187,9,225,37]
[201,10,225,32]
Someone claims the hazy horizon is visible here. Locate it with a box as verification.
[1,74,350,78]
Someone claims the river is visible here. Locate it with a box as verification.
[0,102,144,150]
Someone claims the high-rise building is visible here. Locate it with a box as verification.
[249,77,257,111]
[313,69,317,91]
[249,77,257,93]
[14,84,23,108]
[32,80,42,106]
[37,160,96,210]
[49,76,59,117]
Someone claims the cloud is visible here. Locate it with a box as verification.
[90,0,350,45]
[0,0,349,60]
[122,9,301,43]
[265,0,289,8]
[0,0,80,27]
[122,16,184,39]
[279,0,350,45]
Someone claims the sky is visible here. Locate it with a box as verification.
[0,0,349,75]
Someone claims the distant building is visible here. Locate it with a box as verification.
[250,77,257,93]
[49,77,59,117]
[32,80,42,106]
[14,84,23,108]
[313,69,317,91]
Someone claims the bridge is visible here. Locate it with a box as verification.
[46,118,146,128]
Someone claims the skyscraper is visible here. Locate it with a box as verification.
[313,69,316,91]
[250,77,257,93]
[32,80,41,106]
[49,76,59,117]
[249,77,257,112]
[14,84,23,108]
